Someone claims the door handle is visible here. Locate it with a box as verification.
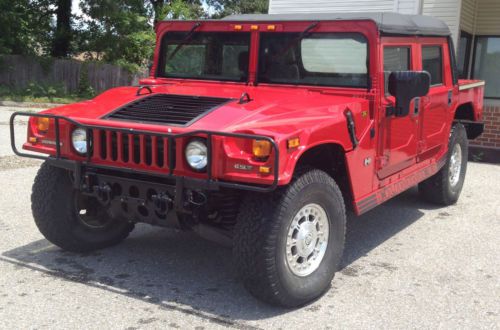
[448,90,453,107]
[414,97,420,115]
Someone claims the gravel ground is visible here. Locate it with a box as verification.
[0,106,499,329]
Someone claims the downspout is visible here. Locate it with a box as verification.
[467,0,479,78]
[416,0,423,15]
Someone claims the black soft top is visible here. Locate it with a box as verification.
[220,12,450,37]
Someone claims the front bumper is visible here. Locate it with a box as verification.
[10,111,280,193]
[47,158,224,226]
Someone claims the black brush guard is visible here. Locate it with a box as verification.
[9,112,279,193]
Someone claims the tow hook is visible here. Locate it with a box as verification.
[93,183,112,205]
[151,192,172,215]
[187,190,207,207]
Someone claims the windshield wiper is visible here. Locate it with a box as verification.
[166,22,202,62]
[270,21,319,61]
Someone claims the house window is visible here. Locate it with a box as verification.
[473,36,500,98]
[457,31,472,79]
[422,46,443,85]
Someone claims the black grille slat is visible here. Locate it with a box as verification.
[105,94,232,126]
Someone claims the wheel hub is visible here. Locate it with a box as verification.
[286,203,329,277]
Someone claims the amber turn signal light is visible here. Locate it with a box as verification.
[259,166,271,174]
[287,137,300,149]
[37,117,50,133]
[252,140,272,158]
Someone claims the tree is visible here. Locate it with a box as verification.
[0,0,269,70]
[51,0,73,57]
[149,0,204,22]
[207,0,269,18]
[78,0,156,70]
[0,0,52,55]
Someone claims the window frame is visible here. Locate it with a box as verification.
[471,35,500,99]
[457,30,473,79]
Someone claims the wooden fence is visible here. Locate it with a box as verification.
[0,55,148,94]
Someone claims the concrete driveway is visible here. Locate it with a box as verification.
[0,106,499,329]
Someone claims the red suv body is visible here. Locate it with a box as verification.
[10,13,485,307]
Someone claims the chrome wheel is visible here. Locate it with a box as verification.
[449,143,462,187]
[286,203,329,277]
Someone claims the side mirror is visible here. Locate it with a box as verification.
[388,71,430,117]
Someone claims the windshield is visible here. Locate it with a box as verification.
[158,32,251,82]
[258,32,368,88]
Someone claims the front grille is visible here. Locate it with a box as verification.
[91,130,175,170]
[104,93,232,126]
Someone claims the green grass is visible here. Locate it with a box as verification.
[0,94,86,104]
[0,82,96,105]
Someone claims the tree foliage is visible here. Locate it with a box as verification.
[78,0,156,71]
[0,0,52,55]
[208,0,269,18]
[0,0,269,71]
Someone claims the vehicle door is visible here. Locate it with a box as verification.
[378,39,420,179]
[417,39,454,160]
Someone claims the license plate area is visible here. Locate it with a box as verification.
[82,172,176,226]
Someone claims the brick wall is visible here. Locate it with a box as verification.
[470,102,500,149]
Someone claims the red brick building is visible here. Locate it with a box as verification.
[470,100,500,162]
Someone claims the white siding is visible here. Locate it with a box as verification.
[422,0,462,44]
[394,0,419,14]
[268,0,464,43]
[460,0,477,33]
[269,0,395,14]
[475,0,500,35]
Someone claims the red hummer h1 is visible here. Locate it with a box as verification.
[11,13,485,307]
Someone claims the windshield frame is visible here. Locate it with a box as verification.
[156,30,252,83]
[153,20,376,89]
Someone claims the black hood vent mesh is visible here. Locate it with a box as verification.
[104,93,232,126]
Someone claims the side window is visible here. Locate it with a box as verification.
[422,46,443,85]
[383,46,410,95]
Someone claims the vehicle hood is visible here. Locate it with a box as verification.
[43,82,369,138]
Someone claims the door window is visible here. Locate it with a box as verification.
[422,46,443,85]
[383,46,410,94]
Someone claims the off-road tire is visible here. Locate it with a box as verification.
[32,162,134,252]
[233,169,346,307]
[418,123,468,205]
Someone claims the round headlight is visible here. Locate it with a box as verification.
[185,139,208,171]
[72,128,88,154]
